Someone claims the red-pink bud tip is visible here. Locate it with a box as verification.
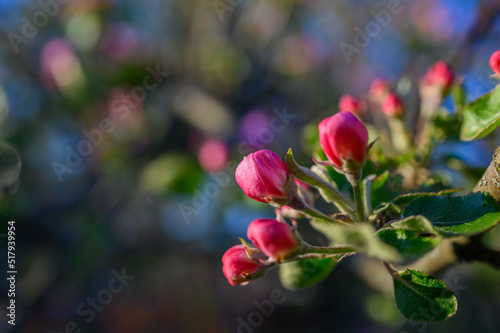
[339,94,362,115]
[381,93,404,117]
[247,219,300,260]
[490,51,500,75]
[318,111,369,171]
[235,149,291,203]
[222,245,266,286]
[369,78,390,100]
[423,61,455,91]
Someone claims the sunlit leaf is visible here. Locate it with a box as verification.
[377,228,440,260]
[461,85,500,141]
[392,269,457,322]
[279,257,336,290]
[311,222,402,262]
[402,193,500,237]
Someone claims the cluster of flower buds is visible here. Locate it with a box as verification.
[368,77,405,117]
[222,57,468,288]
[224,111,372,286]
[222,218,302,286]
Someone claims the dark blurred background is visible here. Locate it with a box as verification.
[0,0,500,332]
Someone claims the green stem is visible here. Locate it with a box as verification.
[387,117,411,154]
[310,165,356,217]
[285,246,356,262]
[301,205,352,226]
[415,93,441,166]
[362,175,375,218]
[285,253,340,262]
[287,196,352,226]
[354,183,366,222]
[304,244,356,255]
[346,173,366,222]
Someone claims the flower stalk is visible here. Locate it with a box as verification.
[345,172,366,223]
[285,195,353,226]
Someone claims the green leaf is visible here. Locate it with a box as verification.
[434,110,463,141]
[310,165,338,189]
[285,148,335,189]
[402,193,500,237]
[378,216,442,261]
[377,229,440,260]
[393,189,461,206]
[392,269,457,322]
[390,215,437,235]
[368,202,402,226]
[362,174,377,216]
[461,84,500,141]
[301,121,320,154]
[403,193,499,226]
[372,170,390,191]
[363,171,403,217]
[452,82,467,110]
[371,172,404,208]
[279,257,336,290]
[311,222,402,262]
[433,212,500,237]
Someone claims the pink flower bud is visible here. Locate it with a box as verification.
[222,245,266,286]
[381,93,404,117]
[339,94,361,115]
[247,219,301,260]
[423,61,454,91]
[318,111,369,171]
[235,149,292,203]
[369,77,390,101]
[490,51,500,75]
